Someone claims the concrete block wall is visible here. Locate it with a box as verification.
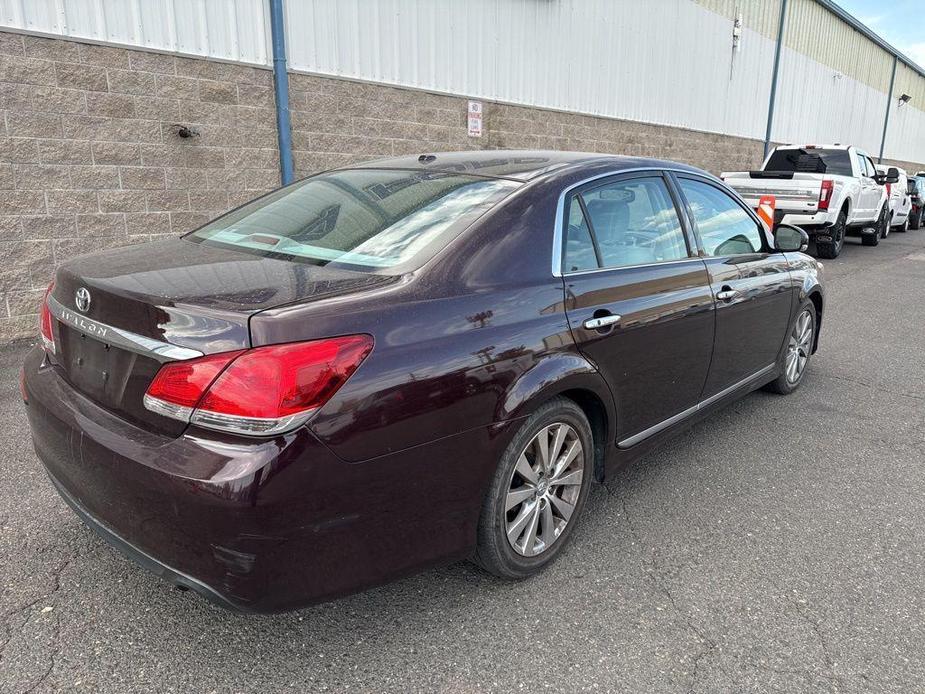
[0,31,280,341]
[3,30,862,343]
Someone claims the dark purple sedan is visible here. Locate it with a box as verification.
[22,151,823,612]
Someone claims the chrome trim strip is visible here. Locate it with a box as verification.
[551,166,720,277]
[617,363,776,449]
[47,295,203,363]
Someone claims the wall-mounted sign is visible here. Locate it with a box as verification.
[467,100,483,138]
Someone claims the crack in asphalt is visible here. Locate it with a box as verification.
[765,576,852,693]
[604,481,726,693]
[0,554,74,692]
[819,372,925,403]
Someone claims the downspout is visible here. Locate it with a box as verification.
[269,0,294,185]
[764,0,789,159]
[878,56,898,163]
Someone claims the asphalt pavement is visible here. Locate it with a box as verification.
[2,232,924,693]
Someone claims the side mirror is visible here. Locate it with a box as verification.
[775,224,809,253]
[886,167,900,184]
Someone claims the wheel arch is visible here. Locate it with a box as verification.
[807,288,823,353]
[496,353,616,483]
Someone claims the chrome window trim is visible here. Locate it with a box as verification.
[552,166,719,277]
[47,294,203,363]
[617,363,776,449]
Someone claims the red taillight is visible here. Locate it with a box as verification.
[40,282,55,354]
[818,179,834,211]
[144,335,373,436]
[885,182,892,197]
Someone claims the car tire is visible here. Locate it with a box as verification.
[911,209,922,230]
[881,212,892,238]
[765,301,817,395]
[896,216,909,233]
[815,210,846,259]
[862,210,883,246]
[473,396,593,579]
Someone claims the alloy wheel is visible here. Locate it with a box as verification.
[505,423,584,557]
[785,309,813,384]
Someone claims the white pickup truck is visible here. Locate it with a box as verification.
[722,145,894,258]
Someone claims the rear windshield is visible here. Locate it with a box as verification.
[187,168,520,272]
[765,149,853,176]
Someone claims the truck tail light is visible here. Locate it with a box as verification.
[144,335,373,436]
[40,282,55,354]
[818,179,834,211]
[885,182,892,197]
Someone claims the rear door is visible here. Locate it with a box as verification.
[671,174,795,397]
[560,171,715,446]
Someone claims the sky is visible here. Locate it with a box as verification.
[836,0,925,68]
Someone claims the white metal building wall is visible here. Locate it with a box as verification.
[1,0,923,164]
[0,0,271,65]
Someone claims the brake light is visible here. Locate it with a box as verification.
[818,179,834,211]
[885,182,892,197]
[144,335,373,436]
[40,282,55,354]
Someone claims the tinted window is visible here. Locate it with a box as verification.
[579,177,688,269]
[679,178,764,256]
[563,198,598,272]
[765,148,853,176]
[189,169,519,271]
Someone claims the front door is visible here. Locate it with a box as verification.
[560,172,715,444]
[856,151,881,223]
[672,174,795,396]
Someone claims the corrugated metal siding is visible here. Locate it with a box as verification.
[784,0,893,93]
[885,63,925,165]
[284,0,775,141]
[694,0,782,41]
[0,0,271,64]
[1,0,923,163]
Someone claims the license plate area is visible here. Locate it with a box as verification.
[58,325,137,407]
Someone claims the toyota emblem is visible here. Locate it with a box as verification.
[75,287,91,313]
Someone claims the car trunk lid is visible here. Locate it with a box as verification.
[48,238,392,436]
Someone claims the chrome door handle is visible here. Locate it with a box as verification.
[716,289,739,302]
[583,314,622,330]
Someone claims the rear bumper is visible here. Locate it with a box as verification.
[22,347,499,612]
[44,468,245,611]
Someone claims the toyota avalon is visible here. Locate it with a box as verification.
[22,151,823,612]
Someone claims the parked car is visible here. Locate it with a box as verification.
[22,151,824,612]
[910,176,924,230]
[875,164,912,233]
[722,144,894,258]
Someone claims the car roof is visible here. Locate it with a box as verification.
[345,150,704,182]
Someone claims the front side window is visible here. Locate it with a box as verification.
[678,178,764,257]
[574,177,688,270]
[189,169,520,272]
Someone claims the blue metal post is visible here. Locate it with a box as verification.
[269,0,294,185]
[764,0,789,159]
[878,56,898,163]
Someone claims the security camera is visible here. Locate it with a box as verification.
[898,93,912,106]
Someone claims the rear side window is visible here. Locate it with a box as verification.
[188,169,520,272]
[564,198,598,272]
[678,178,764,256]
[766,148,853,176]
[563,176,689,272]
